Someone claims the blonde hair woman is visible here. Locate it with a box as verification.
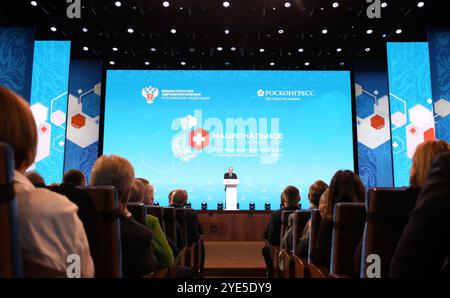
[0,86,94,277]
[410,140,450,188]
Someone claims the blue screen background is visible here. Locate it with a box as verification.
[103,70,355,210]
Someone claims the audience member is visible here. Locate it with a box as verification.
[137,177,154,206]
[25,171,45,187]
[409,140,450,188]
[391,152,450,277]
[62,169,86,187]
[282,181,329,253]
[169,189,203,246]
[90,155,157,277]
[262,185,301,276]
[310,170,365,269]
[0,86,94,277]
[129,178,175,267]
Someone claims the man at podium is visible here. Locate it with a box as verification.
[224,166,237,191]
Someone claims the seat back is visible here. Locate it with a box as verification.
[163,207,177,244]
[175,208,188,243]
[280,210,297,246]
[127,202,146,226]
[307,263,327,278]
[292,255,308,278]
[278,249,293,278]
[331,202,366,276]
[0,143,22,277]
[308,208,321,263]
[147,206,164,231]
[361,187,419,278]
[84,186,122,278]
[292,210,311,256]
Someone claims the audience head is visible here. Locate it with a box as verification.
[322,170,365,219]
[308,180,328,208]
[129,179,146,203]
[170,189,188,207]
[0,87,37,172]
[25,171,45,186]
[62,169,86,187]
[281,185,301,208]
[90,155,135,207]
[137,178,154,205]
[410,140,450,188]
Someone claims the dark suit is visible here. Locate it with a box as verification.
[171,205,203,246]
[390,152,450,277]
[119,214,158,277]
[309,218,334,268]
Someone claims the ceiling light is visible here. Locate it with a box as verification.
[305,62,310,66]
[217,47,223,51]
[417,2,424,8]
[115,1,122,7]
[145,61,150,65]
[50,26,57,32]
[224,29,230,35]
[223,1,230,8]
[381,2,387,8]
[322,29,328,34]
[181,61,186,65]
[278,29,284,34]
[109,61,115,65]
[259,48,265,53]
[332,2,339,8]
[30,1,37,7]
[127,28,134,33]
[366,29,373,34]
[395,29,402,34]
[298,48,304,53]
[150,47,156,52]
[270,62,275,66]
[163,1,170,7]
[365,47,371,52]
[336,48,342,52]
[230,47,236,51]
[170,28,177,34]
[83,46,89,51]
[112,47,118,52]
[284,2,291,8]
[82,27,88,33]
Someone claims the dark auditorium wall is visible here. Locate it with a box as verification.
[64,60,103,182]
[354,59,394,188]
[0,27,35,101]
[428,28,450,142]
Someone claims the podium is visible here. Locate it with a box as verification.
[223,179,239,210]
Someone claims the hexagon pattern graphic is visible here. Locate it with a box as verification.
[370,114,385,130]
[50,110,66,126]
[31,103,48,123]
[434,98,450,117]
[405,103,435,159]
[391,111,407,127]
[66,91,100,149]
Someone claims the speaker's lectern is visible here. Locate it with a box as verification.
[223,179,239,210]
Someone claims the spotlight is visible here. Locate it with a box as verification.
[153,201,160,206]
[186,202,192,208]
[223,1,230,7]
[127,28,134,33]
[332,2,339,8]
[321,29,328,34]
[365,47,371,52]
[259,48,265,53]
[150,47,157,52]
[381,2,387,8]
[170,28,177,34]
[249,202,255,210]
[336,48,342,52]
[82,27,88,33]
[201,201,208,210]
[417,2,424,8]
[395,29,402,34]
[115,1,122,7]
[305,61,310,66]
[284,2,291,8]
[224,29,230,35]
[298,48,304,53]
[366,29,373,34]
[340,61,345,66]
[181,61,186,65]
[264,202,271,210]
[217,201,224,210]
[112,47,118,52]
[382,33,387,38]
[163,1,170,7]
[217,47,223,51]
[270,62,275,66]
[109,61,115,65]
[82,46,89,51]
[230,47,236,51]
[145,61,150,65]
[278,29,284,34]
[50,26,57,32]
[30,1,37,7]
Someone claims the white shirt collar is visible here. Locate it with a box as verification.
[14,170,36,190]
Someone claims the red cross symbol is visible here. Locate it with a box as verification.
[189,128,210,151]
[410,127,417,134]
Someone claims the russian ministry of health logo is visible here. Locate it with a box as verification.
[142,86,159,104]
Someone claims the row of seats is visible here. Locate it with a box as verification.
[0,143,204,278]
[270,187,419,278]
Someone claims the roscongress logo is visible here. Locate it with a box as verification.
[257,89,315,97]
[141,86,159,104]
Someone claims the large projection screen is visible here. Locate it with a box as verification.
[103,70,355,210]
